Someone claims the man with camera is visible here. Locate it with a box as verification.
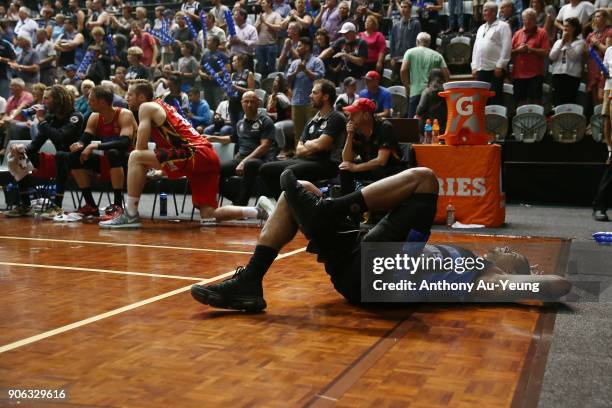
[3,85,84,218]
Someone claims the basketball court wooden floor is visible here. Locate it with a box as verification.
[0,218,570,408]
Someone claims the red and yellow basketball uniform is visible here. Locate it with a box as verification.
[151,100,220,208]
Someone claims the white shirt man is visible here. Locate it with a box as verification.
[471,2,511,104]
[557,1,595,27]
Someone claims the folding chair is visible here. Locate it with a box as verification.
[590,104,604,143]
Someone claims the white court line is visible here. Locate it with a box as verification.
[0,247,306,354]
[0,235,253,254]
[0,262,203,281]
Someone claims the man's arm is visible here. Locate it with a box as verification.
[400,59,410,94]
[136,102,166,150]
[298,134,334,157]
[37,112,83,148]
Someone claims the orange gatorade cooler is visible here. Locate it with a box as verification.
[438,81,494,145]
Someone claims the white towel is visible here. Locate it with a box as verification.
[7,144,33,182]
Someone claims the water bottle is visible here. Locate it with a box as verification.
[446,202,455,226]
[423,119,433,144]
[159,192,167,216]
[432,119,440,144]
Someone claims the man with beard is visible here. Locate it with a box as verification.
[259,79,345,199]
[4,85,83,218]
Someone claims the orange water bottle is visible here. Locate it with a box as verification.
[432,119,440,143]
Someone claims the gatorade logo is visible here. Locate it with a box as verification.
[456,96,474,116]
[438,177,486,196]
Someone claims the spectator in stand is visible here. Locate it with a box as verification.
[163,76,190,116]
[471,2,512,105]
[209,0,230,30]
[401,32,449,118]
[110,4,133,37]
[152,6,165,32]
[134,7,151,31]
[338,1,355,27]
[255,0,283,78]
[54,17,85,78]
[51,14,65,42]
[130,21,158,69]
[229,53,256,129]
[175,41,199,93]
[335,76,358,111]
[320,22,368,87]
[112,34,129,68]
[278,21,300,73]
[204,100,233,136]
[353,0,384,33]
[40,6,56,37]
[556,0,595,34]
[550,17,585,107]
[358,70,392,118]
[14,7,38,46]
[228,8,258,71]
[10,34,39,89]
[64,0,85,34]
[446,0,465,33]
[198,13,227,52]
[499,0,520,34]
[531,0,556,39]
[511,8,550,107]
[359,16,386,73]
[85,0,110,33]
[266,74,292,123]
[61,64,81,89]
[111,66,128,97]
[181,0,201,21]
[287,36,325,154]
[390,1,421,82]
[415,68,447,134]
[125,46,149,81]
[416,0,442,51]
[0,78,34,150]
[0,29,16,98]
[34,29,56,86]
[282,0,314,36]
[272,0,292,19]
[315,0,341,41]
[266,74,293,158]
[187,88,213,132]
[75,79,94,121]
[586,9,612,107]
[199,36,229,110]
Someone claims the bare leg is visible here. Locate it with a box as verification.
[127,150,161,198]
[360,167,438,211]
[110,167,125,189]
[71,169,91,188]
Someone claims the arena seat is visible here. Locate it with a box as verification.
[391,93,408,118]
[254,89,267,105]
[388,85,406,97]
[445,36,472,66]
[485,105,508,141]
[512,104,547,143]
[503,83,516,118]
[550,103,587,143]
[260,77,275,95]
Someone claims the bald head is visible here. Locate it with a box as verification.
[241,91,260,119]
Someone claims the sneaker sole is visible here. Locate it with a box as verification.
[99,222,142,229]
[191,285,267,312]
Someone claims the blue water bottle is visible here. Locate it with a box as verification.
[160,193,167,216]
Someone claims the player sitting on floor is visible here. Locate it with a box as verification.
[191,168,572,311]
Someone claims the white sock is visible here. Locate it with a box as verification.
[126,195,139,217]
[242,207,258,219]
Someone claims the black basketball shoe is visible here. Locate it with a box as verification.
[191,267,267,312]
[279,169,336,239]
